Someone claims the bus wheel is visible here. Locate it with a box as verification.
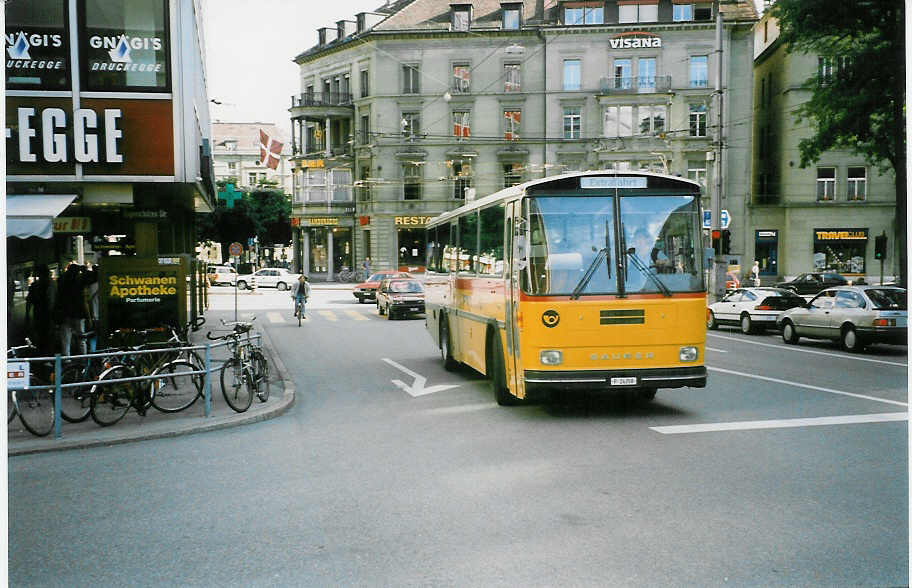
[440,317,458,371]
[638,387,657,401]
[490,332,522,406]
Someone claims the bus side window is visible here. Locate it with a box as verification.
[443,222,459,273]
[458,212,478,274]
[479,204,505,276]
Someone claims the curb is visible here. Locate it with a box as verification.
[7,321,296,456]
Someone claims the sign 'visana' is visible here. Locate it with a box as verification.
[7,106,123,164]
[609,32,662,49]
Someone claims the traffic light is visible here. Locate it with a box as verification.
[874,234,887,260]
[721,229,731,255]
[711,230,721,255]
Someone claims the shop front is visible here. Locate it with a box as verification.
[297,217,354,280]
[813,228,868,276]
[394,216,432,273]
[754,229,779,276]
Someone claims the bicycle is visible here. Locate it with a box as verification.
[7,340,56,437]
[294,296,305,327]
[208,319,258,413]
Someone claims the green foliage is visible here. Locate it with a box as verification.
[197,182,292,259]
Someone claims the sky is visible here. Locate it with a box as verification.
[203,0,382,134]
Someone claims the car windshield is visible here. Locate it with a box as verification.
[389,281,423,293]
[866,289,907,310]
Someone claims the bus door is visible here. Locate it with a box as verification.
[504,201,525,398]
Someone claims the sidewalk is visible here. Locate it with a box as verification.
[7,314,295,456]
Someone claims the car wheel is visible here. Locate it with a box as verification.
[707,310,718,330]
[841,325,865,352]
[781,321,799,344]
[236,280,247,290]
[277,282,287,291]
[358,297,365,304]
[740,313,754,335]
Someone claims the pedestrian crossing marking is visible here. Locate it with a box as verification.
[344,310,369,321]
[266,312,286,324]
[318,310,338,321]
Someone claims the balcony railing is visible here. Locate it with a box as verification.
[598,75,672,94]
[292,92,353,108]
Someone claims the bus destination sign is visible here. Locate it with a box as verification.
[580,177,648,189]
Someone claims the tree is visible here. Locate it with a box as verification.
[771,0,905,286]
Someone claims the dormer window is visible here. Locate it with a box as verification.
[451,4,471,31]
[618,0,658,23]
[502,3,522,30]
[564,2,604,25]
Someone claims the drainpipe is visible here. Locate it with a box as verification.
[536,28,547,176]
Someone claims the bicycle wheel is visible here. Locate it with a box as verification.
[8,390,16,423]
[150,359,203,413]
[298,302,302,327]
[220,358,254,412]
[60,364,92,423]
[252,349,270,402]
[90,364,136,426]
[16,382,56,437]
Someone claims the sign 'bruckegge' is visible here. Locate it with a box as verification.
[7,106,123,164]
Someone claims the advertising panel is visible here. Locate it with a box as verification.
[5,0,71,90]
[99,256,187,343]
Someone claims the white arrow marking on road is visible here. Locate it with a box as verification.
[382,358,460,397]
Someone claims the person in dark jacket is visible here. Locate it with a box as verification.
[25,264,56,355]
[56,262,90,356]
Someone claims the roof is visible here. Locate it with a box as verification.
[210,122,290,154]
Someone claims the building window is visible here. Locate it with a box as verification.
[847,167,866,201]
[452,5,471,31]
[360,69,369,97]
[401,112,421,140]
[563,107,582,139]
[452,111,471,139]
[638,105,666,135]
[360,114,370,145]
[690,56,708,87]
[359,165,371,201]
[503,163,523,187]
[452,64,471,93]
[619,2,657,23]
[638,57,656,89]
[563,59,581,91]
[227,161,237,173]
[565,3,604,25]
[687,160,706,186]
[403,163,422,200]
[673,3,693,21]
[816,167,836,201]
[402,64,420,94]
[503,5,521,29]
[603,106,633,138]
[614,58,632,89]
[504,63,521,92]
[817,56,849,86]
[504,110,521,141]
[694,3,712,19]
[453,162,472,199]
[688,104,707,137]
[248,172,258,186]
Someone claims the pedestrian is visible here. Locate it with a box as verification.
[25,264,57,355]
[361,257,371,279]
[85,265,100,352]
[55,262,90,356]
[750,260,761,287]
[291,274,312,318]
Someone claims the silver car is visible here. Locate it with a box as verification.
[776,286,907,352]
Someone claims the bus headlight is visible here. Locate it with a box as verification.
[540,350,563,366]
[679,346,698,362]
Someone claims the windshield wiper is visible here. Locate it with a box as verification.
[571,247,610,300]
[625,248,672,297]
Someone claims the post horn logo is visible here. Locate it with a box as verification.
[542,310,560,328]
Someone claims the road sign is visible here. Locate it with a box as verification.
[228,242,243,257]
[8,361,29,389]
[703,209,730,230]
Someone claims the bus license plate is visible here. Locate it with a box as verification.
[610,377,637,386]
[409,307,419,311]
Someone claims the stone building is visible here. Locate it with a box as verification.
[289,0,757,279]
[211,122,293,195]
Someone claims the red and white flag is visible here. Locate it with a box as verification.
[259,129,283,170]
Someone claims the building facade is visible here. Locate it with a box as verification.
[289,0,757,280]
[211,122,293,194]
[6,0,216,344]
[748,12,898,283]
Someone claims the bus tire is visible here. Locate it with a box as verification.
[440,316,458,371]
[638,387,657,401]
[490,331,522,406]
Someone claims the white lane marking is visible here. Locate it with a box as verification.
[318,311,338,322]
[344,310,369,321]
[707,332,907,367]
[651,412,908,435]
[420,402,498,415]
[708,366,908,407]
[705,347,728,353]
[266,312,285,324]
[381,358,460,397]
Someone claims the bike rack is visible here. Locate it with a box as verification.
[8,333,264,439]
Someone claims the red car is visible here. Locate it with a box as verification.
[353,272,410,303]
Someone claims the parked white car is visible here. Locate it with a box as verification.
[707,287,806,334]
[236,267,299,290]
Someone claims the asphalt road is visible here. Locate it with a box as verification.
[8,286,909,587]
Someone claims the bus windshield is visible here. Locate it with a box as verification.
[523,194,703,296]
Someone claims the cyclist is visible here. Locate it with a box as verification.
[291,275,311,319]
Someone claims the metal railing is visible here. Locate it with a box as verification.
[292,92,354,108]
[599,75,672,94]
[8,333,263,439]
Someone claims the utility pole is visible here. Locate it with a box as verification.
[710,0,727,301]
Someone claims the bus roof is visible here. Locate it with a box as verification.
[426,170,702,227]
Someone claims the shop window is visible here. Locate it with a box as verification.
[452,64,471,93]
[813,230,867,274]
[847,167,866,201]
[563,59,581,91]
[8,0,70,90]
[504,63,521,92]
[689,56,708,88]
[457,211,479,273]
[403,163,422,200]
[452,111,471,140]
[309,228,328,273]
[504,110,521,141]
[816,167,836,201]
[332,228,352,274]
[478,204,506,276]
[398,228,426,268]
[603,106,633,138]
[563,107,582,139]
[688,104,706,137]
[402,64,420,94]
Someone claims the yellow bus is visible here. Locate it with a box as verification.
[424,170,707,405]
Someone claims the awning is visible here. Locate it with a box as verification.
[6,194,77,239]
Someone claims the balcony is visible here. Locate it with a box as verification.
[290,92,354,121]
[598,76,672,95]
